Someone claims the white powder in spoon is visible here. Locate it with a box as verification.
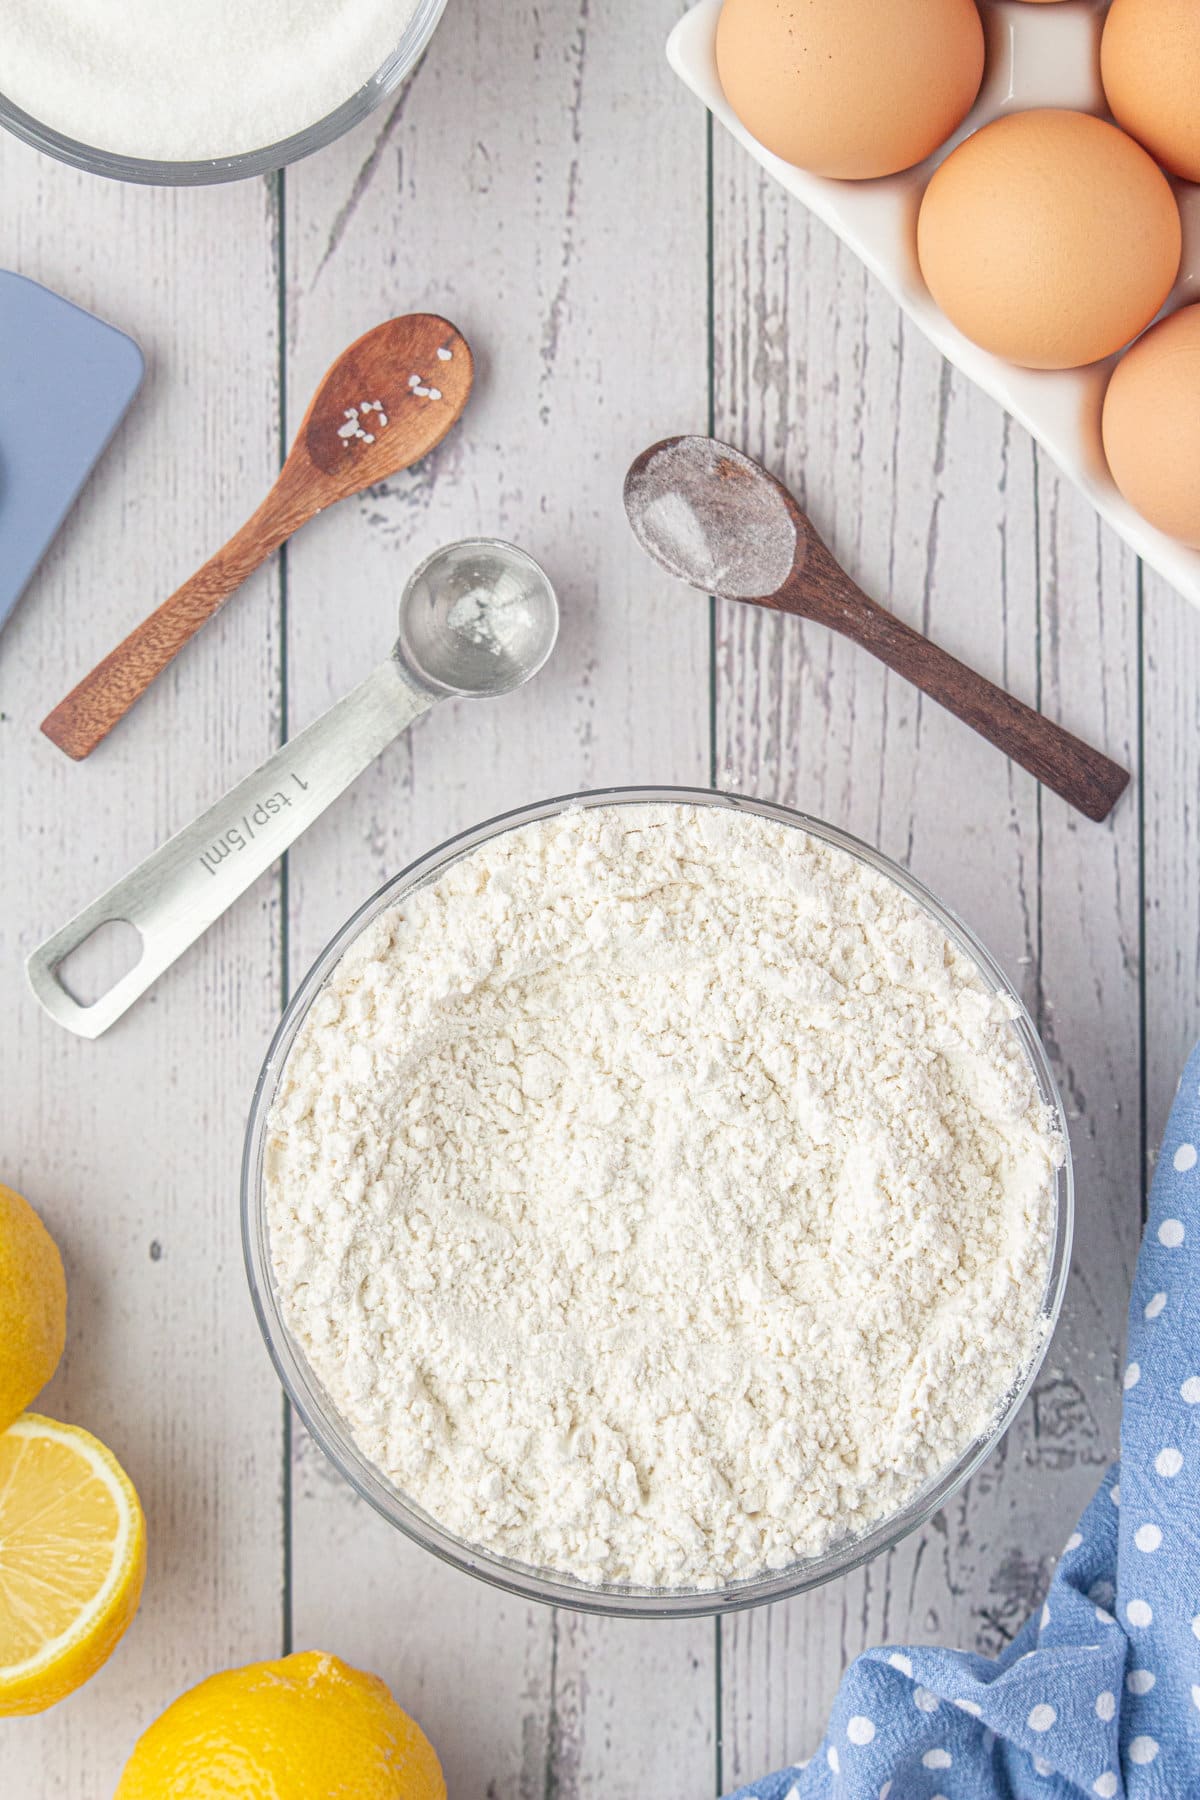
[628,438,799,598]
[266,802,1063,1591]
[2,0,420,162]
[447,585,535,658]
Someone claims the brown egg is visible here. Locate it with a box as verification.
[916,110,1181,370]
[1102,0,1200,183]
[714,0,985,181]
[1102,305,1200,545]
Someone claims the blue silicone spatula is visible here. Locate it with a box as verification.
[0,271,143,637]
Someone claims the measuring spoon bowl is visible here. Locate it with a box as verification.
[397,537,560,698]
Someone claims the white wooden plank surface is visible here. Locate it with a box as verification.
[1143,567,1200,1163]
[0,145,285,1792]
[711,141,1146,1772]
[281,6,713,1798]
[2,6,1200,1795]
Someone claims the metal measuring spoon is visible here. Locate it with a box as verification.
[28,539,559,1039]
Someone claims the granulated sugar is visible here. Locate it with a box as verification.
[266,802,1063,1590]
[2,0,419,161]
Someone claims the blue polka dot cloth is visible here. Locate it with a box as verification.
[726,1041,1200,1799]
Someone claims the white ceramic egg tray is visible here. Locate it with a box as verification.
[668,0,1200,612]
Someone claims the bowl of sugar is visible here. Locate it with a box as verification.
[243,787,1073,1618]
[0,0,449,184]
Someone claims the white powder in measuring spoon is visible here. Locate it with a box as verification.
[2,0,420,161]
[447,585,535,658]
[266,802,1063,1591]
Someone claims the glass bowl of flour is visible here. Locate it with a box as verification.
[0,0,448,184]
[243,788,1072,1618]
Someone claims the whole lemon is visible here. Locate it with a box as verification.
[114,1651,447,1800]
[0,1183,67,1434]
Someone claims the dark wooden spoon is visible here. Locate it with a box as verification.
[625,435,1129,823]
[42,313,473,761]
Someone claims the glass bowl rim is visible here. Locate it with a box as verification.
[241,784,1074,1620]
[0,0,449,186]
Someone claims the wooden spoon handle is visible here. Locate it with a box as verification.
[41,499,292,761]
[839,595,1129,821]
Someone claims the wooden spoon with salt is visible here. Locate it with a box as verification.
[42,313,473,761]
[625,435,1129,823]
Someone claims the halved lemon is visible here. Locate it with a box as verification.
[0,1413,146,1715]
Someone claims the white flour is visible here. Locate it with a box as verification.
[2,0,419,161]
[266,802,1062,1590]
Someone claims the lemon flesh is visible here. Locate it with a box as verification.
[0,1413,146,1715]
[115,1650,448,1800]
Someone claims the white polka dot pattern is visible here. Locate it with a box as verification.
[846,1716,874,1746]
[1155,1446,1183,1477]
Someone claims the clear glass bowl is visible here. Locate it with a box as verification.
[242,786,1074,1619]
[0,0,449,186]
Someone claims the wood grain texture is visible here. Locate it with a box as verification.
[281,5,712,1797]
[710,133,1144,1774]
[1142,566,1200,1167]
[0,144,285,1791]
[3,2,1200,1793]
[626,435,1129,820]
[762,521,1129,823]
[1028,461,1142,1543]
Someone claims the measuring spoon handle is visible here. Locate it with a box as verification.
[27,657,434,1039]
